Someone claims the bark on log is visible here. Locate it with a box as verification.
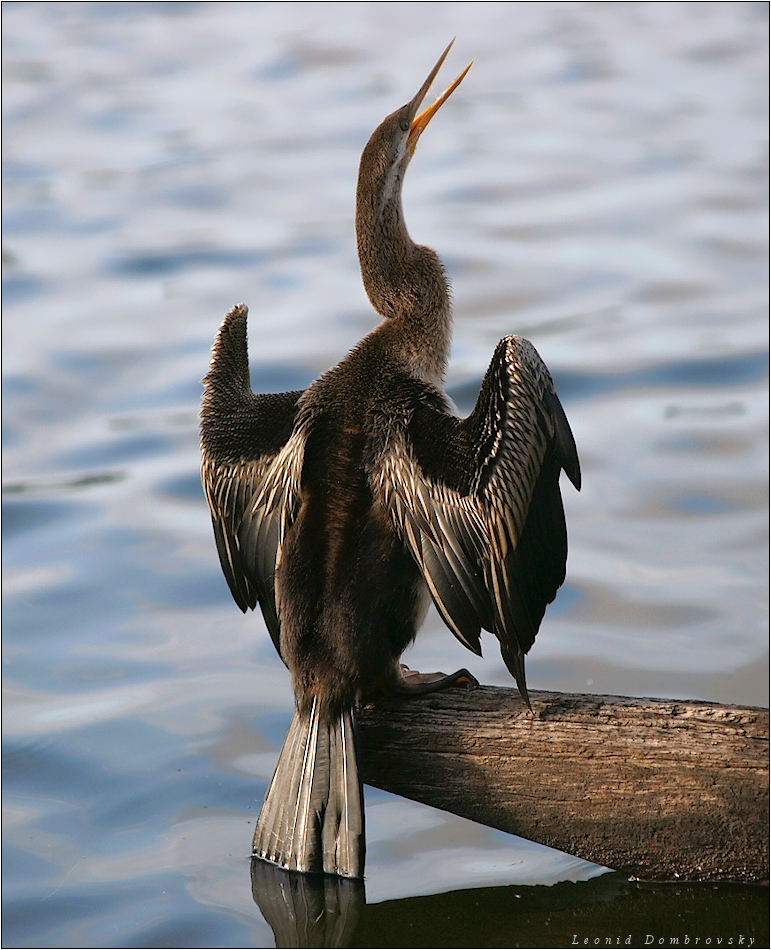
[357,687,769,883]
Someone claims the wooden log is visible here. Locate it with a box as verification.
[357,686,769,883]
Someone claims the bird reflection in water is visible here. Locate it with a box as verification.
[251,859,364,949]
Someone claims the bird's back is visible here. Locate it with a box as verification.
[276,337,429,708]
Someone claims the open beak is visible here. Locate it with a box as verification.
[407,40,474,155]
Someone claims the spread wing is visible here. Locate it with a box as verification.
[200,304,305,653]
[375,335,580,705]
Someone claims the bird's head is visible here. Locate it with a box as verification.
[360,40,473,199]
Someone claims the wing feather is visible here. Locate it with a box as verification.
[238,429,306,637]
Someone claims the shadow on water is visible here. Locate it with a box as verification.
[251,861,769,950]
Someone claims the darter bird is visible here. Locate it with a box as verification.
[200,41,581,879]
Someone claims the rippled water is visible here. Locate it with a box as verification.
[3,3,768,948]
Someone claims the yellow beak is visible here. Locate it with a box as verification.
[407,41,474,155]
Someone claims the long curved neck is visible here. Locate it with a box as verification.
[356,151,451,385]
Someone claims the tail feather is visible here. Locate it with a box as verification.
[253,699,365,878]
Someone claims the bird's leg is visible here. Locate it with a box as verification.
[395,663,478,695]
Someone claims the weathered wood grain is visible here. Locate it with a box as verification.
[357,687,769,883]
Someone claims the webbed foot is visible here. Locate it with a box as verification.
[396,664,479,695]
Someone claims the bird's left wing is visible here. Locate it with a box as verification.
[201,304,305,652]
[374,334,580,703]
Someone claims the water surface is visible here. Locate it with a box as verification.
[3,3,768,948]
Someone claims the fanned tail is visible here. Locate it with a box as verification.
[253,699,365,878]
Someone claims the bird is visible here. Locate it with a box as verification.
[200,41,581,880]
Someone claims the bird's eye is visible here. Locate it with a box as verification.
[399,117,410,133]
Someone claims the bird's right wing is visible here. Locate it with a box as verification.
[374,335,580,701]
[201,304,305,652]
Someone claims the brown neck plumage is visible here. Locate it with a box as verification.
[355,127,452,385]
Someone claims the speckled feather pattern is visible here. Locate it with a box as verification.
[372,333,577,669]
